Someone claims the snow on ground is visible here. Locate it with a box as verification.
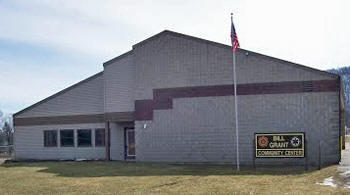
[317,142,350,188]
[317,177,337,188]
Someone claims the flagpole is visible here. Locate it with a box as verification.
[231,13,240,171]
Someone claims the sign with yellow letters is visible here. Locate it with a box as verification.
[255,133,305,158]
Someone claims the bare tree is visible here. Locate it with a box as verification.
[1,122,13,145]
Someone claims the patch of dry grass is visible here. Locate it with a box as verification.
[0,161,349,194]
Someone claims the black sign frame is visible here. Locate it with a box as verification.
[255,132,305,158]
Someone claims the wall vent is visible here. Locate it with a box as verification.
[303,81,314,92]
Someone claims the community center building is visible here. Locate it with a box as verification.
[13,30,344,166]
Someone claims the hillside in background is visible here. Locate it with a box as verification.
[328,66,350,126]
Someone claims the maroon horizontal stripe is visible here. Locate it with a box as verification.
[14,114,105,126]
[15,112,135,126]
[135,79,339,120]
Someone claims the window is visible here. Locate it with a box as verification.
[60,130,74,147]
[78,129,91,147]
[95,128,105,147]
[44,130,57,147]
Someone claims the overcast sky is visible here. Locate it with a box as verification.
[0,0,349,114]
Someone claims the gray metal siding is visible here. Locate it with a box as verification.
[136,92,339,165]
[133,33,334,100]
[14,123,105,160]
[16,74,104,118]
[109,122,125,160]
[104,53,135,113]
[236,51,334,84]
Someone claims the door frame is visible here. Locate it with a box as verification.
[124,127,135,159]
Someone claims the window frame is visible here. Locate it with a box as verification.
[95,128,105,147]
[60,129,75,147]
[43,130,57,147]
[77,129,92,147]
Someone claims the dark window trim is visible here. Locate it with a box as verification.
[77,129,92,147]
[60,129,75,147]
[43,130,57,147]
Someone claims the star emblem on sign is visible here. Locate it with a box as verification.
[290,137,300,147]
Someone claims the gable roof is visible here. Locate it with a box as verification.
[106,30,338,78]
[13,72,103,117]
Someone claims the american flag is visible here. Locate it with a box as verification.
[231,21,240,52]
